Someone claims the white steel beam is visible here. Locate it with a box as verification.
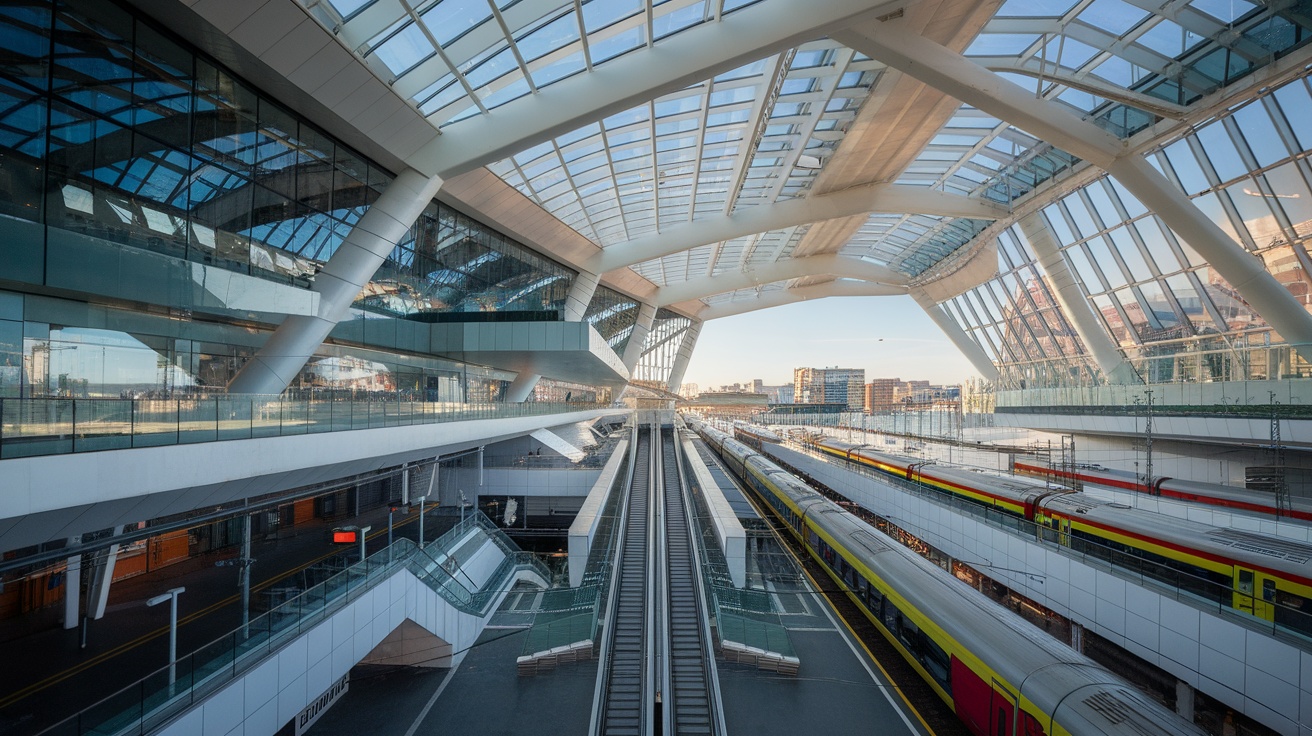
[835,20,1312,365]
[228,169,445,395]
[666,321,702,394]
[622,302,659,373]
[410,0,898,177]
[1019,213,1142,385]
[909,288,999,382]
[592,183,1005,273]
[653,255,906,306]
[696,280,903,320]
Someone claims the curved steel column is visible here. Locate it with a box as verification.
[909,288,999,381]
[1018,213,1141,385]
[622,302,659,374]
[228,169,444,395]
[666,321,702,394]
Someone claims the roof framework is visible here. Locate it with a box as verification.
[295,0,1312,320]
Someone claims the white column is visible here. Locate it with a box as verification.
[666,321,702,393]
[87,526,123,620]
[622,302,659,374]
[504,371,541,402]
[228,169,444,395]
[62,545,81,630]
[1108,156,1312,359]
[505,271,602,401]
[1018,214,1141,385]
[564,271,599,322]
[909,288,999,381]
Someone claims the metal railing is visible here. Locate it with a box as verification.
[0,396,605,459]
[39,511,548,736]
[783,443,1312,647]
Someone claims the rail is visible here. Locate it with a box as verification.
[0,396,606,459]
[39,511,546,736]
[783,442,1312,647]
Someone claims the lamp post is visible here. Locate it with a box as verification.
[147,587,185,692]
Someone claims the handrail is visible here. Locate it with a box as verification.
[0,397,608,459]
[37,511,547,736]
[782,442,1312,648]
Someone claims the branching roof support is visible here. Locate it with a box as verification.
[592,183,1006,273]
[653,255,907,306]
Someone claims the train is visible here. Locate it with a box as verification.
[688,419,1203,736]
[807,436,1312,637]
[1012,460,1312,523]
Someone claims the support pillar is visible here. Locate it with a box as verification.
[621,302,658,374]
[86,526,123,620]
[564,271,599,322]
[666,321,702,394]
[504,271,600,402]
[1176,679,1195,721]
[63,542,81,630]
[228,169,445,395]
[909,289,999,381]
[1018,213,1141,384]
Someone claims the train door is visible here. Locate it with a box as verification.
[1234,567,1276,620]
[989,681,1017,736]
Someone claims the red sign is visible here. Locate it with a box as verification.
[332,530,357,544]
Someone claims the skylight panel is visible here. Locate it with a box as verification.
[533,52,588,88]
[1134,19,1206,58]
[1077,0,1151,37]
[583,0,644,33]
[1041,35,1100,69]
[966,33,1039,57]
[421,0,494,47]
[1189,0,1257,23]
[372,23,434,76]
[589,25,647,64]
[518,12,580,62]
[653,1,707,40]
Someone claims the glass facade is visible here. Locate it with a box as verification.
[948,71,1312,388]
[0,0,583,318]
[362,201,573,318]
[0,0,392,284]
[633,308,692,387]
[583,285,639,355]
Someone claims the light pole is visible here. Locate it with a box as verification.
[147,586,185,691]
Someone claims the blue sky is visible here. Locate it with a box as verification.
[683,294,980,389]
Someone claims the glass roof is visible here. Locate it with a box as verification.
[298,0,1312,304]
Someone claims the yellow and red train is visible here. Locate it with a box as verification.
[811,437,1312,637]
[691,420,1203,736]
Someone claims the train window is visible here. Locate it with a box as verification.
[1263,579,1276,602]
[1238,569,1254,595]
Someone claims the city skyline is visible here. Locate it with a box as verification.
[682,295,979,388]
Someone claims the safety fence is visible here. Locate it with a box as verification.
[39,511,548,736]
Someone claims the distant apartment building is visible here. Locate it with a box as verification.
[794,367,864,409]
[864,378,902,412]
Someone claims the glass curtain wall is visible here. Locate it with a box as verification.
[360,201,573,319]
[633,308,691,388]
[0,0,575,317]
[946,70,1312,388]
[0,0,391,284]
[583,285,639,356]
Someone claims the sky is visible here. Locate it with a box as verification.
[682,294,981,389]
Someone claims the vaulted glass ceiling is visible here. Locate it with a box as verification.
[299,0,1312,309]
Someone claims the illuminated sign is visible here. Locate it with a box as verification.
[332,530,357,544]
